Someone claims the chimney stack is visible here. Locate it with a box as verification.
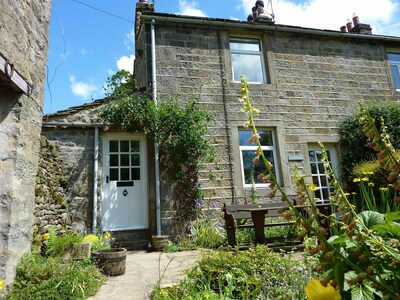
[135,0,155,36]
[340,14,372,35]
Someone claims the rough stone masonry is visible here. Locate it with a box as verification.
[0,0,52,291]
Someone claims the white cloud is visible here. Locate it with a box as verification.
[124,28,135,50]
[116,55,135,74]
[80,48,92,55]
[239,0,399,35]
[69,76,98,99]
[178,0,207,17]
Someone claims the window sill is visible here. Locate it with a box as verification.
[227,81,277,90]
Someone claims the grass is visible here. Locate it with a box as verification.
[4,252,105,300]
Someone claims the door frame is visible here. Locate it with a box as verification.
[101,132,148,231]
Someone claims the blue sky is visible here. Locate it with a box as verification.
[45,0,400,114]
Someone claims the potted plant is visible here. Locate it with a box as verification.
[85,232,127,276]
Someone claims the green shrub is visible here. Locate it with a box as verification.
[189,217,226,248]
[44,228,83,258]
[339,101,400,183]
[151,246,309,300]
[5,254,105,300]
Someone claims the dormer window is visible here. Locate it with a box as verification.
[229,38,266,84]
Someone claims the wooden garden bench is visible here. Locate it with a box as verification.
[223,202,303,247]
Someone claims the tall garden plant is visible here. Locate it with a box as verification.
[240,75,400,299]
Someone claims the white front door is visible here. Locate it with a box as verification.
[102,133,148,231]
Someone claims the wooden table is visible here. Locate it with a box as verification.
[238,206,290,245]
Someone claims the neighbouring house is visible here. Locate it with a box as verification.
[0,0,52,291]
[40,0,400,249]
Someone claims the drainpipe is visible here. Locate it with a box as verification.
[151,19,162,236]
[93,127,99,232]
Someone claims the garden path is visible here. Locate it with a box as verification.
[88,250,203,300]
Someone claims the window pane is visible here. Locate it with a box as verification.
[309,151,316,162]
[131,154,140,166]
[131,141,140,152]
[110,168,119,181]
[110,154,119,167]
[322,188,329,200]
[310,163,317,174]
[131,168,140,180]
[388,53,400,61]
[238,130,273,146]
[318,163,325,174]
[121,154,130,166]
[120,168,130,180]
[230,40,260,51]
[391,65,400,89]
[120,141,129,152]
[231,53,264,83]
[320,176,328,187]
[242,150,275,184]
[110,140,118,153]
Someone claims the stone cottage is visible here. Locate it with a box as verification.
[41,0,400,248]
[0,0,52,289]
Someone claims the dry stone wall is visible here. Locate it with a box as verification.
[34,136,72,239]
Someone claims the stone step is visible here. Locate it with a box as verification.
[113,240,149,251]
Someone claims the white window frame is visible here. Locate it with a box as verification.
[308,145,339,204]
[229,37,267,84]
[388,52,400,92]
[239,129,279,188]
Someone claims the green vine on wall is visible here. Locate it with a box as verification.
[100,71,215,233]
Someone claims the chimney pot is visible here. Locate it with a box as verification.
[340,25,347,33]
[346,19,353,31]
[352,13,360,26]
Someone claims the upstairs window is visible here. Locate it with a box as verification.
[388,52,400,91]
[230,38,266,84]
[239,129,278,187]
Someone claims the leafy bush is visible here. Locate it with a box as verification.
[189,217,226,248]
[44,228,83,258]
[100,72,215,232]
[151,246,310,300]
[5,254,105,300]
[339,101,400,183]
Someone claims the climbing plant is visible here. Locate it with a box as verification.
[100,71,215,232]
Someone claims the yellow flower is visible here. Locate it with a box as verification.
[82,234,99,243]
[104,232,111,240]
[380,187,388,192]
[43,233,50,241]
[0,280,4,291]
[308,184,320,192]
[361,177,369,182]
[353,178,361,183]
[362,171,374,175]
[305,279,341,300]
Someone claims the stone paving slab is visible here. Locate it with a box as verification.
[88,250,203,300]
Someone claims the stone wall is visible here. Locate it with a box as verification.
[135,16,400,234]
[41,101,107,233]
[0,0,52,290]
[34,136,72,240]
